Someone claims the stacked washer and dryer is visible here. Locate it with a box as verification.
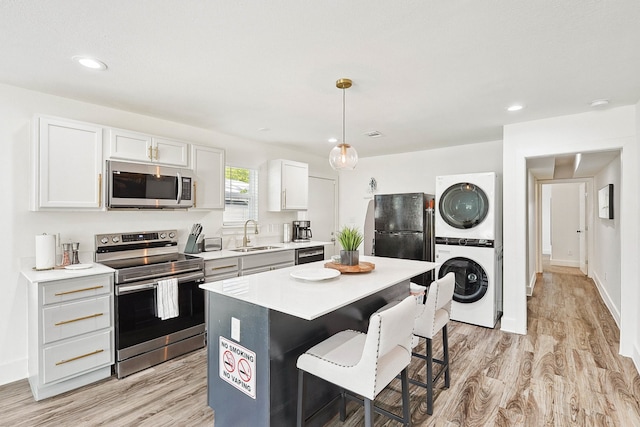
[434,172,503,328]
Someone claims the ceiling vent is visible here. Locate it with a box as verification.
[364,130,383,138]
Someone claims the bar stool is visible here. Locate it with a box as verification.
[296,296,416,427]
[411,272,455,415]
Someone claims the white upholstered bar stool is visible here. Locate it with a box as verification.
[411,272,455,415]
[296,296,416,427]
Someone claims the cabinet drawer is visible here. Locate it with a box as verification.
[43,295,112,344]
[43,330,113,384]
[205,258,239,277]
[241,250,295,270]
[43,275,112,305]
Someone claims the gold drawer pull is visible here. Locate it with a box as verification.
[55,312,104,326]
[55,285,104,296]
[55,349,104,366]
[211,265,237,271]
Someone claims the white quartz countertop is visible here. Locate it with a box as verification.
[190,240,331,261]
[200,256,438,320]
[21,263,115,283]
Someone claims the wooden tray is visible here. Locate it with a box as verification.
[324,261,375,274]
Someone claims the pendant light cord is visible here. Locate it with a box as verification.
[342,86,346,144]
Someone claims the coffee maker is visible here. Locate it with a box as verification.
[292,220,312,242]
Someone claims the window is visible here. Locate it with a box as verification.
[223,166,258,225]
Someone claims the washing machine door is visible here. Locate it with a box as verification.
[439,182,489,230]
[438,257,488,303]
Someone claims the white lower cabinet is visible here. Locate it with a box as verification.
[240,250,295,275]
[27,273,115,400]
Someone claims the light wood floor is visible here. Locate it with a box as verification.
[2,263,639,426]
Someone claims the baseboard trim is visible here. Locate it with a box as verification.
[592,271,621,328]
[0,358,27,387]
[527,272,538,297]
[550,258,580,267]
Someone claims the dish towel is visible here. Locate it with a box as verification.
[156,278,179,320]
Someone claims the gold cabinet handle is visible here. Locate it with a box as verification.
[55,312,104,326]
[153,146,159,160]
[148,145,153,160]
[54,285,104,296]
[55,349,104,366]
[193,181,197,208]
[98,173,102,208]
[211,265,237,271]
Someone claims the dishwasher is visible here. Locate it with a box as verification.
[295,246,325,265]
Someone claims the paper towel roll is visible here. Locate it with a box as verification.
[35,234,56,270]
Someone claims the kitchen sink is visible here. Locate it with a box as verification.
[231,245,282,253]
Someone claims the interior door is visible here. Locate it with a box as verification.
[578,182,587,275]
[307,176,337,258]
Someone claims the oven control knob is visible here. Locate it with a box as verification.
[112,236,120,243]
[169,232,176,238]
[160,233,167,239]
[100,237,109,245]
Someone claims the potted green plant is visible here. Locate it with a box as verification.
[337,226,364,266]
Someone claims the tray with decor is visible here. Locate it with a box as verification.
[324,261,375,274]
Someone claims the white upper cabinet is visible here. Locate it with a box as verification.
[268,159,308,211]
[108,128,188,167]
[33,116,104,211]
[191,144,225,210]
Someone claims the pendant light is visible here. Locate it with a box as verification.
[329,78,358,170]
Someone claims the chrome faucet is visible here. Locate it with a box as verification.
[243,220,259,247]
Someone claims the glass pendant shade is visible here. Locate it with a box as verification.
[329,143,358,170]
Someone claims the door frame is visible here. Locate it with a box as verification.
[535,177,593,277]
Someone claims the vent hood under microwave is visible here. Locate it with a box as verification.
[106,160,194,209]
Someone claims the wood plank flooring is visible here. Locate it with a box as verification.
[2,263,639,426]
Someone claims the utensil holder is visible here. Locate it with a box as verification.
[184,235,201,254]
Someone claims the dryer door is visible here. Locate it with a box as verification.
[438,256,488,303]
[439,182,489,230]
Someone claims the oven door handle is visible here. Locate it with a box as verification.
[116,271,204,295]
[118,265,203,284]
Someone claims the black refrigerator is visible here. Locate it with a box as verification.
[374,193,435,286]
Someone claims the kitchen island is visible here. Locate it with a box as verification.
[200,255,437,426]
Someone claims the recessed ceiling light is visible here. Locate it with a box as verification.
[507,104,524,112]
[72,56,107,70]
[590,99,609,108]
[328,137,338,143]
[364,130,383,138]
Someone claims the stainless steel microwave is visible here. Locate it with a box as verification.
[106,160,193,209]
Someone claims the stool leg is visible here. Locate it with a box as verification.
[443,325,450,388]
[364,397,373,427]
[297,369,305,427]
[401,368,410,426]
[426,337,434,415]
[339,389,346,421]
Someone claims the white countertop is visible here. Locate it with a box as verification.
[21,263,115,283]
[191,240,331,261]
[200,255,438,320]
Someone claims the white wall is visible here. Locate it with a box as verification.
[592,156,621,325]
[550,183,581,267]
[337,140,503,233]
[0,83,335,385]
[503,106,638,365]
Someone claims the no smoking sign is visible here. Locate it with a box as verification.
[219,336,257,399]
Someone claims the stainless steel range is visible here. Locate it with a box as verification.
[95,230,205,379]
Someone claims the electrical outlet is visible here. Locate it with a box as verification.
[568,250,573,256]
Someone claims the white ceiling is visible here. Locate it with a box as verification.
[1,1,640,160]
